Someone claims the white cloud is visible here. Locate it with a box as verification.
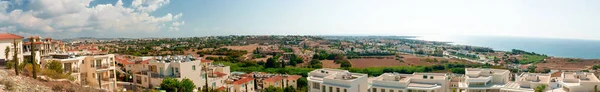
[0,0,183,38]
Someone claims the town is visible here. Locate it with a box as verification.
[0,33,599,92]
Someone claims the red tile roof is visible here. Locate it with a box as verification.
[211,72,228,77]
[0,33,24,40]
[115,56,134,65]
[217,86,225,90]
[287,75,302,80]
[201,59,213,63]
[23,42,43,44]
[232,77,254,85]
[262,76,284,83]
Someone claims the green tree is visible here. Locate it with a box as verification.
[284,86,296,92]
[179,78,196,92]
[160,77,180,91]
[534,85,546,92]
[46,60,64,73]
[309,59,322,68]
[264,86,283,92]
[4,46,11,69]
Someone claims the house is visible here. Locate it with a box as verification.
[459,68,510,92]
[501,73,553,92]
[0,33,24,66]
[225,76,256,92]
[557,72,600,92]
[371,73,450,92]
[261,75,302,89]
[307,68,369,92]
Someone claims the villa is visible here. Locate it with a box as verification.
[308,68,369,92]
[459,68,510,92]
[558,72,600,92]
[371,73,449,92]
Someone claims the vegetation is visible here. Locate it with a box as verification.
[450,51,479,60]
[160,77,196,92]
[534,85,546,92]
[518,54,546,64]
[348,63,487,76]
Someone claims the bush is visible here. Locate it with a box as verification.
[1,78,16,91]
[5,61,14,69]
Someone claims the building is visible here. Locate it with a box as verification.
[557,72,600,92]
[226,76,256,92]
[261,75,302,89]
[23,36,65,65]
[308,68,369,92]
[0,33,24,66]
[371,73,449,92]
[501,73,552,92]
[43,54,118,91]
[131,55,230,90]
[459,68,510,92]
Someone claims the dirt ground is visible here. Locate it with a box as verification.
[535,57,600,70]
[223,44,260,52]
[321,60,340,68]
[348,55,474,68]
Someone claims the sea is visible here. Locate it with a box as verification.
[414,35,600,59]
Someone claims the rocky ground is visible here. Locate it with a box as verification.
[0,69,102,92]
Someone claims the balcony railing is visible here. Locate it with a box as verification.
[150,73,180,78]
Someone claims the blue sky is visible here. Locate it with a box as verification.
[1,0,600,40]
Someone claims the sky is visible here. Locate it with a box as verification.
[0,0,599,40]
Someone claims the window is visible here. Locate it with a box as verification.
[329,87,332,92]
[373,88,377,92]
[312,82,320,89]
[322,86,326,92]
[381,89,385,92]
[390,90,394,92]
[344,89,347,92]
[336,88,339,92]
[192,65,196,70]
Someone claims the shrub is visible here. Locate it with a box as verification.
[1,78,16,91]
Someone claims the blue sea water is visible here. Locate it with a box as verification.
[416,35,600,59]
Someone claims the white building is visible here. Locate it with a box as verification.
[0,33,24,65]
[557,72,600,92]
[501,73,553,92]
[371,73,449,92]
[308,68,369,92]
[459,68,510,92]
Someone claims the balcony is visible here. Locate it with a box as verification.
[150,73,180,78]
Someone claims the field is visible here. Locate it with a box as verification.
[535,57,600,70]
[516,54,547,64]
[321,60,340,68]
[348,55,474,68]
[222,44,260,52]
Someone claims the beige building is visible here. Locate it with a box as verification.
[23,36,65,65]
[226,76,256,92]
[371,73,449,92]
[501,73,552,92]
[261,75,302,89]
[44,54,118,91]
[0,33,24,66]
[557,72,600,92]
[459,68,510,92]
[308,68,369,92]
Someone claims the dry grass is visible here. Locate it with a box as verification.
[321,60,340,68]
[536,58,600,70]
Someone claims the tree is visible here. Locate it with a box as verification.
[309,59,322,68]
[265,57,278,68]
[46,60,64,73]
[12,40,19,75]
[284,86,296,92]
[534,85,546,92]
[30,38,37,79]
[160,77,180,91]
[4,46,11,69]
[179,78,196,92]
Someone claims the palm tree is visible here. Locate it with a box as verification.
[535,85,547,92]
[12,40,19,75]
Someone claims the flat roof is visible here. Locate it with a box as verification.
[562,72,600,82]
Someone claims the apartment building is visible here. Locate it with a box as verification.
[459,68,510,92]
[44,54,118,91]
[308,68,369,92]
[558,72,600,92]
[23,36,65,64]
[132,55,203,89]
[501,73,552,92]
[0,33,24,66]
[371,73,449,92]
